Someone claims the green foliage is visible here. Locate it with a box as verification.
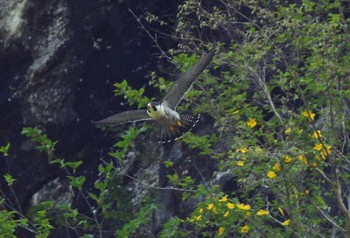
[34,210,53,238]
[159,217,186,238]
[148,0,350,237]
[3,174,16,186]
[0,142,10,156]
[88,162,114,214]
[0,209,20,237]
[67,176,86,191]
[50,159,83,174]
[80,235,94,238]
[163,160,174,168]
[149,72,172,95]
[115,204,157,238]
[109,126,146,160]
[0,126,147,237]
[167,174,194,190]
[172,53,200,72]
[21,127,58,152]
[181,133,217,156]
[0,185,29,237]
[113,79,154,109]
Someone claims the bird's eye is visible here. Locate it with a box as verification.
[153,105,158,111]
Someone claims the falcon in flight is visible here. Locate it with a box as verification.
[94,50,215,143]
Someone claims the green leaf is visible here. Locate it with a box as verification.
[113,80,152,109]
[172,53,199,72]
[21,127,42,137]
[68,176,86,190]
[164,160,174,168]
[115,204,157,238]
[49,159,65,167]
[64,161,83,173]
[21,127,58,152]
[88,192,98,201]
[79,235,94,238]
[4,174,16,186]
[109,127,147,160]
[94,181,106,191]
[0,143,10,156]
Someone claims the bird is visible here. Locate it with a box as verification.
[94,50,215,143]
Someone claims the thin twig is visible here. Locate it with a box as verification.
[314,168,334,184]
[315,205,345,233]
[123,173,197,193]
[128,9,171,61]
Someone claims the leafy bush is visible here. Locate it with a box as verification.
[0,126,148,237]
[153,0,350,237]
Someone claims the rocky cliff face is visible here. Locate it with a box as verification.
[1,0,219,237]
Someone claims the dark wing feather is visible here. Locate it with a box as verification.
[162,50,215,110]
[93,110,151,126]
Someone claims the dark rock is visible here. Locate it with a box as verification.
[30,177,74,207]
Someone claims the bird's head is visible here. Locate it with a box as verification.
[147,102,163,118]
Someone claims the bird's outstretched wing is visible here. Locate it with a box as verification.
[93,110,151,126]
[162,50,215,110]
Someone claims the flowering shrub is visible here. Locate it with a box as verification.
[158,0,350,237]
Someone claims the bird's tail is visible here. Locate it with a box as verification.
[159,114,200,143]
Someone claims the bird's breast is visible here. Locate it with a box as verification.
[151,108,180,127]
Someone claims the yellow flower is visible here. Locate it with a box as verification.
[314,143,323,151]
[219,196,228,202]
[303,110,316,121]
[320,144,330,158]
[207,203,214,210]
[224,210,230,218]
[278,207,284,216]
[237,160,245,166]
[218,226,225,235]
[283,155,292,163]
[297,155,308,165]
[256,209,269,216]
[297,155,304,161]
[240,225,250,234]
[195,215,202,221]
[227,202,234,210]
[247,118,257,128]
[237,203,251,211]
[199,208,204,213]
[312,130,322,139]
[285,127,292,135]
[236,147,248,153]
[273,163,281,171]
[267,171,277,179]
[281,219,290,226]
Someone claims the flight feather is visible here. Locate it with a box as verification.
[93,110,151,126]
[162,50,215,110]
